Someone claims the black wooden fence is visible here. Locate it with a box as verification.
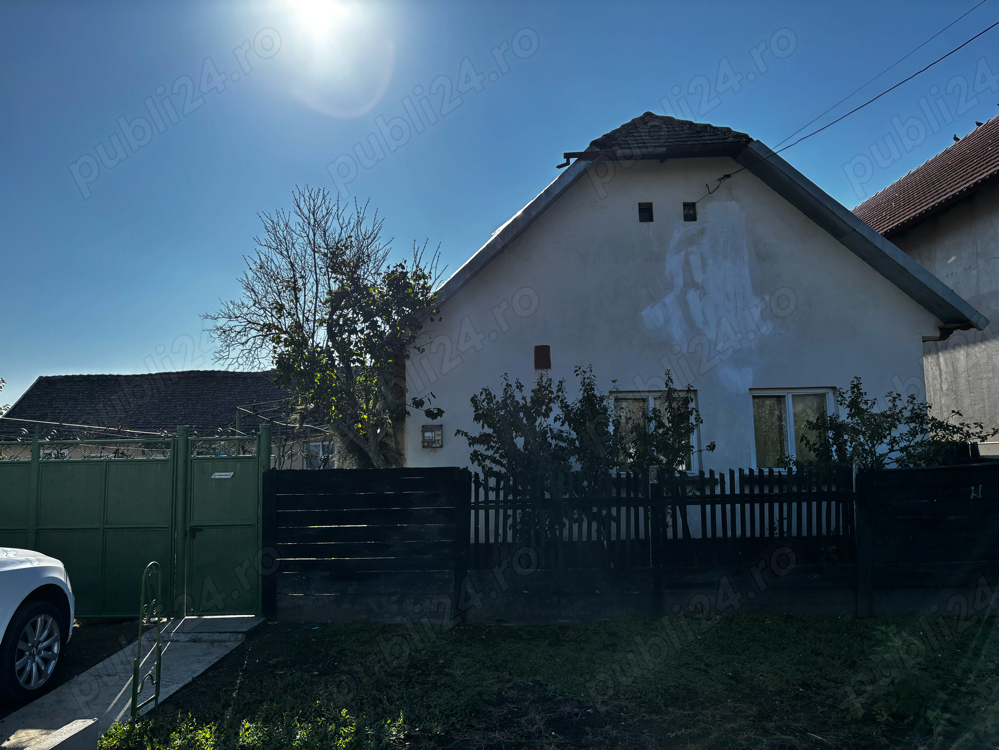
[469,467,854,570]
[856,462,999,617]
[262,467,469,620]
[261,462,999,622]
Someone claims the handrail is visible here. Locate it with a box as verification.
[130,561,163,722]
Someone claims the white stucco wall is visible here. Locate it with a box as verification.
[406,157,941,472]
[890,182,999,428]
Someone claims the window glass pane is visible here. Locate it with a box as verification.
[792,393,827,462]
[753,395,787,468]
[615,398,648,429]
[615,397,647,470]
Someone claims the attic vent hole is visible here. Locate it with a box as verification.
[638,203,653,222]
[534,345,551,370]
[683,202,697,221]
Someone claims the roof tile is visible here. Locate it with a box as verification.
[0,370,290,439]
[588,111,752,155]
[853,114,999,236]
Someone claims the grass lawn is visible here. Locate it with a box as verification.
[100,610,999,749]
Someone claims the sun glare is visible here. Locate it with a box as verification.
[281,0,395,118]
[287,0,355,45]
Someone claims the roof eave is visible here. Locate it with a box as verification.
[561,143,750,163]
[881,170,999,239]
[736,140,989,331]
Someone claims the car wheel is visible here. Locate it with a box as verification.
[0,601,64,702]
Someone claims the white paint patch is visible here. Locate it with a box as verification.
[641,201,764,354]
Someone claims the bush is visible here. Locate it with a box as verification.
[798,377,998,470]
[457,366,714,490]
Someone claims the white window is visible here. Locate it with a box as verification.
[751,389,832,468]
[305,441,335,469]
[613,391,698,472]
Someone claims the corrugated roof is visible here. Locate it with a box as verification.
[853,114,999,237]
[588,111,752,155]
[0,370,290,439]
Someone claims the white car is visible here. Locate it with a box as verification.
[0,548,74,702]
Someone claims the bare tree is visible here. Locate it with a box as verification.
[204,187,444,468]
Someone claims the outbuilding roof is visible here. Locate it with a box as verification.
[0,370,290,439]
[853,114,999,237]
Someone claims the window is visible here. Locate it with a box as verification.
[613,392,697,471]
[683,202,697,221]
[305,441,335,469]
[638,202,654,222]
[751,390,831,468]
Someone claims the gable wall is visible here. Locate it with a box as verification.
[407,158,940,471]
[890,181,999,430]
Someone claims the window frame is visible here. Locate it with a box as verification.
[305,440,336,469]
[749,388,835,469]
[612,389,701,473]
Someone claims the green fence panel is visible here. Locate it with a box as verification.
[103,528,173,616]
[0,462,31,547]
[0,429,265,618]
[101,459,175,616]
[37,528,103,615]
[36,461,106,616]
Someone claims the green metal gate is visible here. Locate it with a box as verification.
[0,425,269,618]
[185,431,267,615]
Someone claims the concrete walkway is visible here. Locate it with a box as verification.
[0,616,263,749]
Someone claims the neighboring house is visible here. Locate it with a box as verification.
[0,370,333,468]
[404,112,987,473]
[854,114,999,440]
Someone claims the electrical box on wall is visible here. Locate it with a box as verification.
[422,424,443,449]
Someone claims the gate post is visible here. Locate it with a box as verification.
[28,433,40,550]
[650,471,665,618]
[173,426,190,618]
[257,425,272,618]
[451,469,472,624]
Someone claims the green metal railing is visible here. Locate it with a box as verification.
[130,561,163,722]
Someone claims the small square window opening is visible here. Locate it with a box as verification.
[683,202,697,221]
[638,202,654,222]
[534,345,551,370]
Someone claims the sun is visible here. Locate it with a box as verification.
[286,0,357,46]
[281,0,396,119]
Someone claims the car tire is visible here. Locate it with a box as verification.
[0,600,65,703]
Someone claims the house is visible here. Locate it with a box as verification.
[403,112,987,472]
[0,370,332,468]
[853,114,999,442]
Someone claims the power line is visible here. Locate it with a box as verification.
[699,13,999,201]
[771,17,999,156]
[773,0,990,149]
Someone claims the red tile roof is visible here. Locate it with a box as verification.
[587,112,751,156]
[853,114,999,237]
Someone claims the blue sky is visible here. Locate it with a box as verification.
[2,0,999,407]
